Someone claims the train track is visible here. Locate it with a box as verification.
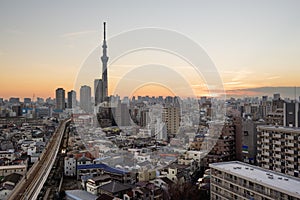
[7,119,70,200]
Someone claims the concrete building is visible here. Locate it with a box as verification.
[64,156,76,177]
[120,103,130,126]
[55,88,65,110]
[0,165,27,177]
[94,79,103,106]
[162,106,180,136]
[80,85,92,113]
[210,161,300,200]
[257,125,300,177]
[86,175,111,195]
[241,119,265,164]
[67,90,77,109]
[265,108,283,126]
[203,120,238,166]
[284,101,300,127]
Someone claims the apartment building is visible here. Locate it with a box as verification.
[257,125,300,177]
[210,161,300,200]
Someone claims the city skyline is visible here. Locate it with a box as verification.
[1,1,300,99]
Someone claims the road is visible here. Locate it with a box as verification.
[7,119,70,200]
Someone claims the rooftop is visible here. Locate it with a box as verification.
[257,125,300,133]
[0,165,26,170]
[210,161,300,197]
[65,190,98,200]
[100,181,132,194]
[77,163,128,175]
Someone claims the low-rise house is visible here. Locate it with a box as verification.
[137,169,156,182]
[150,177,174,191]
[166,163,190,184]
[77,163,133,184]
[0,150,15,161]
[99,181,132,198]
[64,156,76,177]
[86,175,111,195]
[133,182,164,200]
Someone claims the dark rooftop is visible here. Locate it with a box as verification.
[100,181,132,194]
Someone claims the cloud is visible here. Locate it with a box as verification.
[61,30,97,38]
[266,76,280,80]
[223,81,242,85]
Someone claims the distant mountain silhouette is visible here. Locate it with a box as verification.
[226,87,300,99]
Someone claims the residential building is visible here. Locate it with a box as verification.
[241,119,265,164]
[86,175,111,195]
[67,90,77,109]
[284,100,300,127]
[64,156,76,176]
[210,161,300,200]
[55,88,65,110]
[203,120,237,166]
[99,181,131,198]
[257,125,300,177]
[80,85,92,113]
[162,106,180,136]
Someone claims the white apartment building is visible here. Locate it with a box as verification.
[210,161,300,200]
[64,156,76,176]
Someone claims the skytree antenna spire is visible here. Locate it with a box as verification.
[101,21,109,101]
[103,21,106,40]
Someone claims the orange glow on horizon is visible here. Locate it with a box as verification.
[130,84,176,98]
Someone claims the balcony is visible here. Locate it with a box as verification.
[287,164,295,169]
[274,141,281,145]
[273,134,281,139]
[262,145,270,150]
[262,151,270,156]
[274,154,281,159]
[286,156,294,162]
[262,132,270,137]
[274,147,281,152]
[262,139,270,143]
[274,160,281,166]
[285,135,294,140]
[286,142,294,147]
[285,149,294,154]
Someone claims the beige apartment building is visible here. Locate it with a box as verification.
[257,125,300,177]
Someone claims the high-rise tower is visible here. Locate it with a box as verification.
[101,22,109,101]
[56,88,65,110]
[80,85,92,113]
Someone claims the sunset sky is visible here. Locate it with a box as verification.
[1,1,300,99]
